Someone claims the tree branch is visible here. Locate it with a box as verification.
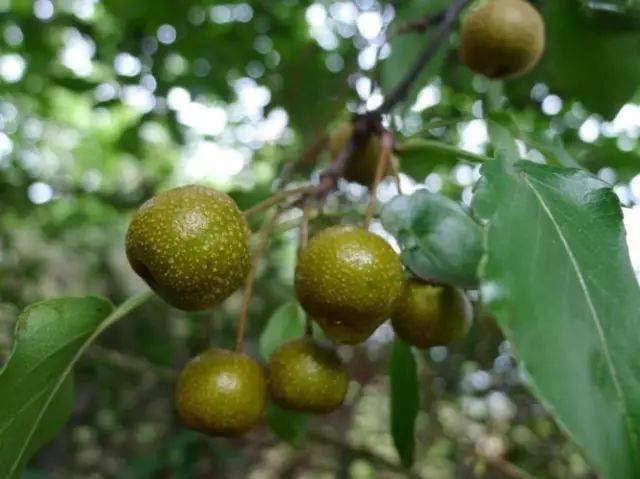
[388,8,446,40]
[375,0,471,114]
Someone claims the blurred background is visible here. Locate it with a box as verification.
[1,0,639,477]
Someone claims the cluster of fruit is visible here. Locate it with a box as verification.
[123,0,545,438]
[124,184,471,437]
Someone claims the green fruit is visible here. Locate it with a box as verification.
[295,226,404,344]
[268,338,349,413]
[391,280,472,349]
[311,316,378,345]
[125,184,250,311]
[175,348,266,437]
[329,122,384,186]
[459,0,545,79]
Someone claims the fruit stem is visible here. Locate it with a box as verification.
[235,207,283,352]
[242,185,315,218]
[364,130,394,229]
[297,198,314,337]
[389,154,403,195]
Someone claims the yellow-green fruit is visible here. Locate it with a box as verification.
[125,185,250,311]
[175,348,266,437]
[459,0,545,79]
[311,316,378,345]
[391,281,472,349]
[268,338,349,413]
[329,122,383,186]
[295,226,404,344]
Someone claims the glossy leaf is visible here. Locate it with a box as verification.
[475,157,640,478]
[389,340,419,468]
[381,191,483,288]
[0,293,151,478]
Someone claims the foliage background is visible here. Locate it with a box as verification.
[1,0,639,477]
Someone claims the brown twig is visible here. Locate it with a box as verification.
[309,430,424,479]
[480,454,535,479]
[388,8,447,40]
[364,130,394,229]
[242,185,314,218]
[375,0,471,114]
[87,345,178,381]
[389,154,403,195]
[235,207,283,352]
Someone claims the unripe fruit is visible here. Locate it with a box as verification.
[391,280,472,349]
[459,0,545,79]
[329,122,384,186]
[295,226,404,344]
[268,338,349,413]
[311,316,378,346]
[125,185,250,311]
[175,348,266,437]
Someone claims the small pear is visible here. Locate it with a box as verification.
[126,185,250,310]
[175,348,266,437]
[459,0,545,79]
[295,226,404,344]
[268,338,349,413]
[391,280,472,348]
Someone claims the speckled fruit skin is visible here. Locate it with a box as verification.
[268,338,349,413]
[175,348,266,437]
[459,0,545,79]
[125,185,250,311]
[329,122,383,186]
[391,280,472,349]
[295,226,404,344]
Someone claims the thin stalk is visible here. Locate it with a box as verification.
[235,208,282,352]
[242,186,313,218]
[364,131,393,229]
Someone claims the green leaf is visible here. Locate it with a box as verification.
[259,302,306,361]
[381,191,483,288]
[266,404,309,448]
[474,157,640,478]
[389,340,419,468]
[512,1,640,118]
[0,292,152,478]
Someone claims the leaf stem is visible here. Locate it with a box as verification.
[396,138,489,164]
[235,208,282,352]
